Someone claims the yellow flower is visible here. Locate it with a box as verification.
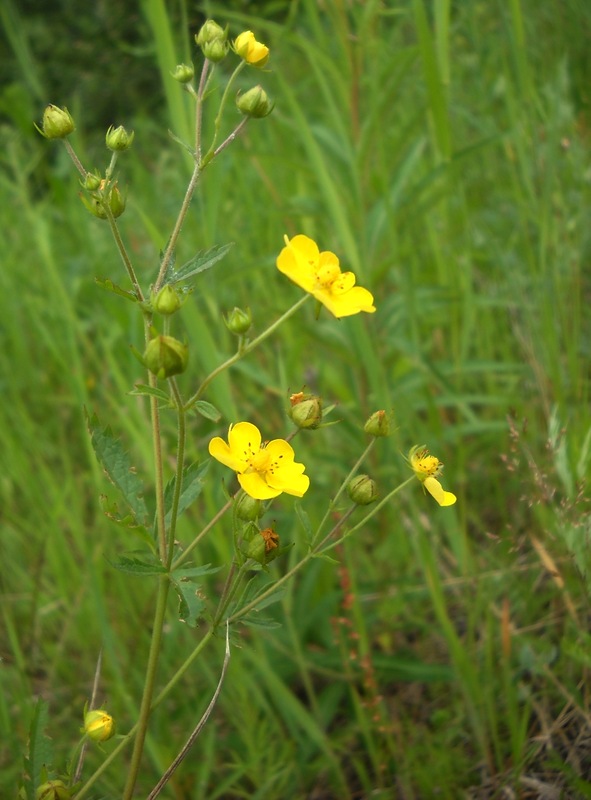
[409,445,457,507]
[83,709,115,742]
[276,234,376,318]
[209,421,309,500]
[234,31,269,67]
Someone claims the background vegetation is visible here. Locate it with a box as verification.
[1,0,591,797]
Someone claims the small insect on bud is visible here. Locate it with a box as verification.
[105,125,135,152]
[151,285,183,316]
[36,780,72,800]
[171,63,195,83]
[83,709,115,742]
[224,307,252,335]
[236,86,274,119]
[347,475,379,506]
[364,410,391,438]
[36,104,75,139]
[289,392,323,430]
[143,335,189,379]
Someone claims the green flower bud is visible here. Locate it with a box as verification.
[83,709,115,742]
[235,492,263,521]
[236,86,274,119]
[347,474,378,506]
[202,37,229,63]
[364,410,391,438]
[151,285,183,316]
[143,335,188,379]
[244,526,279,565]
[289,392,323,429]
[171,63,195,83]
[37,104,75,139]
[105,125,134,152]
[36,780,71,800]
[195,19,225,46]
[79,181,126,219]
[224,307,252,335]
[82,171,102,191]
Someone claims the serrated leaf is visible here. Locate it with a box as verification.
[23,700,53,800]
[128,383,172,404]
[193,400,222,422]
[163,461,210,527]
[86,411,149,526]
[95,277,139,302]
[166,243,234,286]
[107,556,167,576]
[171,575,206,627]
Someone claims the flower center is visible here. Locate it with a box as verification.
[413,452,441,476]
[315,262,340,289]
[248,448,272,473]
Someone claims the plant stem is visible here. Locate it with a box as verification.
[185,294,310,409]
[121,574,171,800]
[62,139,87,179]
[172,496,234,570]
[104,205,144,302]
[167,380,187,567]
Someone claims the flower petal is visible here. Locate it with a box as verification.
[267,468,310,497]
[239,472,281,500]
[424,476,456,507]
[228,421,261,458]
[276,234,318,292]
[208,436,245,472]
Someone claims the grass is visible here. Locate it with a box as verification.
[1,0,591,796]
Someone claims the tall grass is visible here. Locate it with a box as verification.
[1,0,591,796]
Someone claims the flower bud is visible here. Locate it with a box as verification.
[105,125,134,152]
[236,86,274,119]
[196,19,225,46]
[202,37,229,63]
[151,285,183,316]
[143,335,189,379]
[244,526,280,565]
[289,392,322,429]
[196,20,228,62]
[347,474,378,506]
[83,709,115,742]
[235,492,263,521]
[82,171,102,191]
[80,182,126,219]
[37,105,75,139]
[224,307,252,335]
[171,63,195,83]
[364,410,390,438]
[234,31,269,67]
[36,780,71,800]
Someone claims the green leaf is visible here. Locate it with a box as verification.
[170,575,206,627]
[241,614,282,630]
[95,277,139,302]
[163,461,210,527]
[107,556,167,576]
[192,400,222,422]
[166,242,234,285]
[311,551,340,565]
[294,501,313,543]
[171,564,222,581]
[86,411,149,526]
[128,383,172,404]
[99,495,155,550]
[22,700,53,800]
